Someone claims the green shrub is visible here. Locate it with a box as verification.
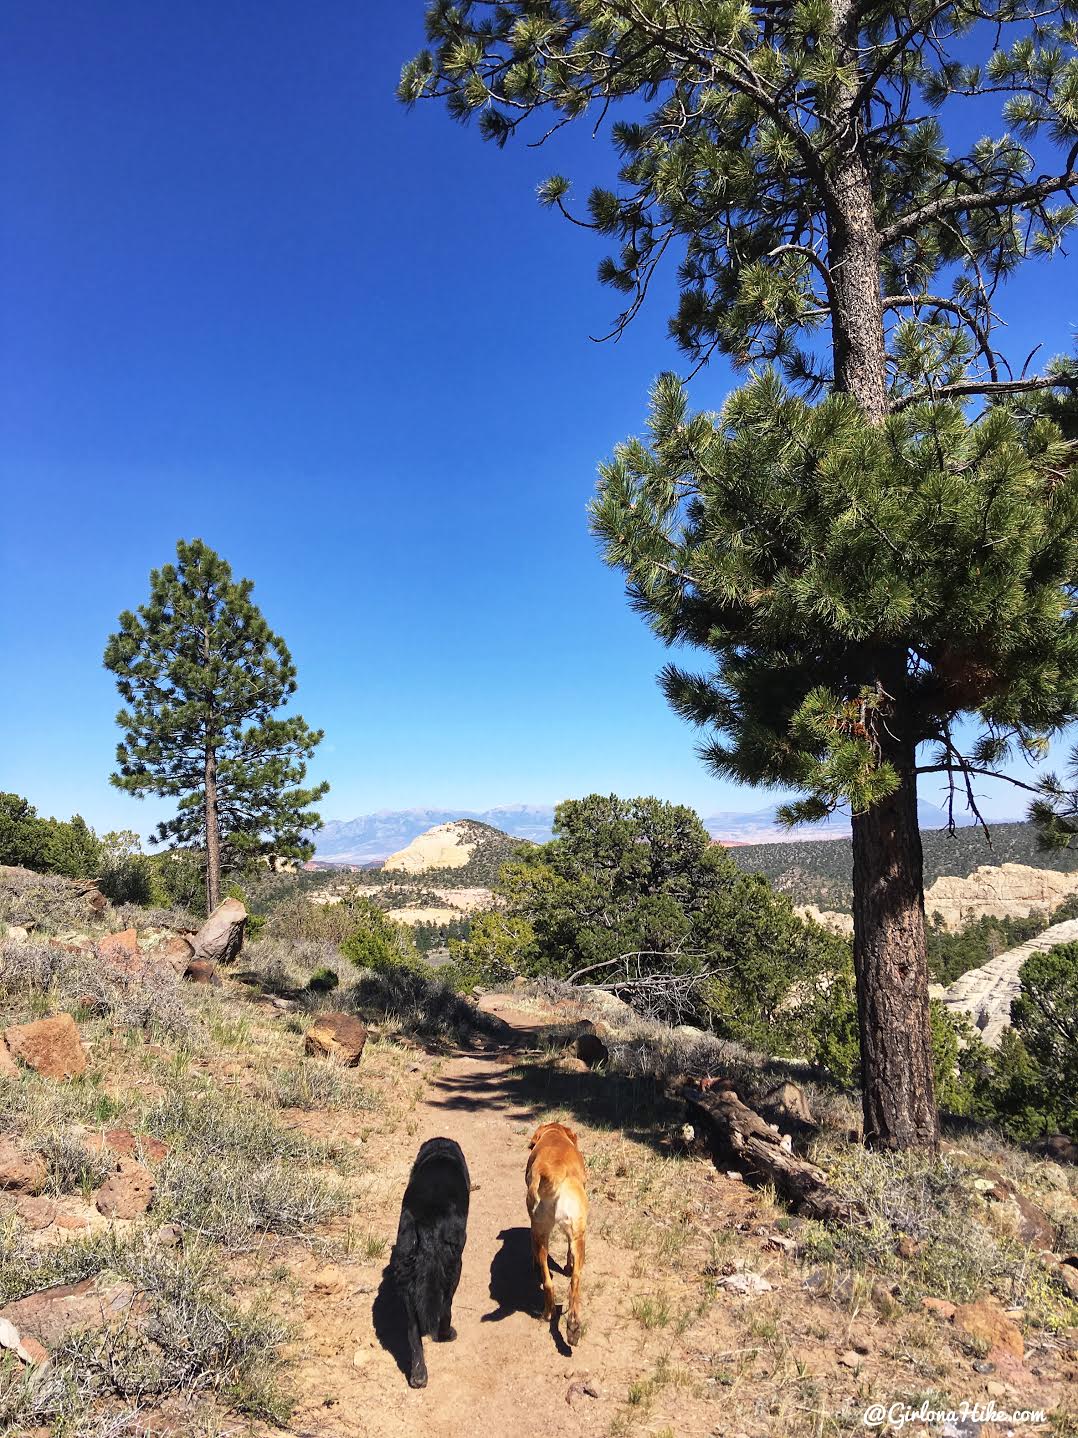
[339,901,422,973]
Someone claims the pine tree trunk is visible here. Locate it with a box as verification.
[851,735,940,1151]
[827,155,888,425]
[204,744,221,916]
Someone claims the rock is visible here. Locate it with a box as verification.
[1055,1257,1078,1299]
[85,1129,169,1164]
[304,1012,367,1067]
[921,1296,957,1320]
[156,934,195,974]
[565,1374,602,1405]
[952,1300,1023,1361]
[191,897,247,965]
[556,1056,589,1075]
[0,1138,45,1194]
[0,1315,41,1365]
[1036,1133,1077,1165]
[4,926,29,943]
[3,1013,87,1080]
[97,929,141,973]
[183,958,220,985]
[897,1235,922,1260]
[717,1271,773,1297]
[0,1275,135,1351]
[986,1380,1006,1398]
[575,1032,609,1068]
[155,1223,183,1249]
[9,1195,56,1230]
[0,1042,20,1080]
[838,1349,863,1369]
[53,1211,90,1231]
[764,1081,814,1126]
[95,1158,156,1219]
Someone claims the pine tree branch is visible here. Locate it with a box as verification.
[881,144,1078,245]
[893,371,1078,410]
[882,294,1000,381]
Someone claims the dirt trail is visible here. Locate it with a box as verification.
[287,1002,633,1438]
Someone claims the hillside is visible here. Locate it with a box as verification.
[731,820,1078,913]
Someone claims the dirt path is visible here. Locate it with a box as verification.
[286,1003,633,1438]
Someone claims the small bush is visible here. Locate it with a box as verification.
[345,963,496,1046]
[263,1059,372,1112]
[38,1133,112,1197]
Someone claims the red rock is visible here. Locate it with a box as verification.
[97,929,141,971]
[183,958,219,985]
[85,1129,169,1164]
[0,1138,45,1194]
[921,1296,956,1320]
[3,1014,87,1080]
[191,897,246,964]
[53,1211,90,1231]
[952,1300,1023,1361]
[304,1012,367,1066]
[9,1195,56,1230]
[0,1276,135,1350]
[94,1158,156,1219]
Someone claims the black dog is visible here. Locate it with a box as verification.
[390,1136,470,1388]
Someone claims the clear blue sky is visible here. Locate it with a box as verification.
[1,3,1072,838]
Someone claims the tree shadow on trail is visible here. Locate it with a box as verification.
[483,1226,571,1356]
[372,1263,411,1383]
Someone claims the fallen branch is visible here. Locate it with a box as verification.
[678,1081,860,1223]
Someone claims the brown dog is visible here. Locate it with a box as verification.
[526,1121,588,1345]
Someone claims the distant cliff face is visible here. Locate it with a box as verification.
[924,863,1078,930]
[383,820,481,874]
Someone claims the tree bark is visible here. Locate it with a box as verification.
[851,731,939,1151]
[827,154,889,425]
[204,744,221,916]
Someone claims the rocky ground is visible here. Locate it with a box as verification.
[0,875,1075,1436]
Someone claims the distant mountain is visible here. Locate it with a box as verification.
[313,797,1007,864]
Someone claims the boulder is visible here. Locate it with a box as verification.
[3,1014,87,1080]
[0,1275,135,1352]
[8,1195,56,1231]
[304,1012,367,1066]
[1056,1257,1078,1299]
[952,1300,1023,1361]
[764,1081,814,1126]
[575,1032,609,1068]
[191,897,246,965]
[983,1177,1056,1250]
[4,926,29,944]
[94,1157,156,1219]
[1036,1133,1077,1165]
[0,1139,46,1194]
[183,958,220,985]
[96,929,140,971]
[156,934,195,974]
[921,1296,957,1320]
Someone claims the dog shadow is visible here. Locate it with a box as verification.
[482,1226,571,1356]
[372,1264,412,1381]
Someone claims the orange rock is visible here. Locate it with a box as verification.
[305,1012,367,1066]
[952,1300,1023,1361]
[0,1138,46,1194]
[97,929,140,970]
[921,1296,956,1320]
[95,1158,156,1220]
[3,1014,87,1080]
[85,1129,169,1164]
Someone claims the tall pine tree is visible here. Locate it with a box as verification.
[104,540,329,915]
[402,1,1078,1148]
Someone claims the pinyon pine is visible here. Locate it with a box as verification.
[402,0,1078,1148]
[104,539,328,914]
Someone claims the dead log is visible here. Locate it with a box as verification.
[679,1082,859,1223]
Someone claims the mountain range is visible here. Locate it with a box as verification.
[312,798,1007,864]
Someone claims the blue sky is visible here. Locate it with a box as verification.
[1,3,1073,839]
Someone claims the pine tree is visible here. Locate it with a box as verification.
[402,1,1078,1148]
[104,540,329,915]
